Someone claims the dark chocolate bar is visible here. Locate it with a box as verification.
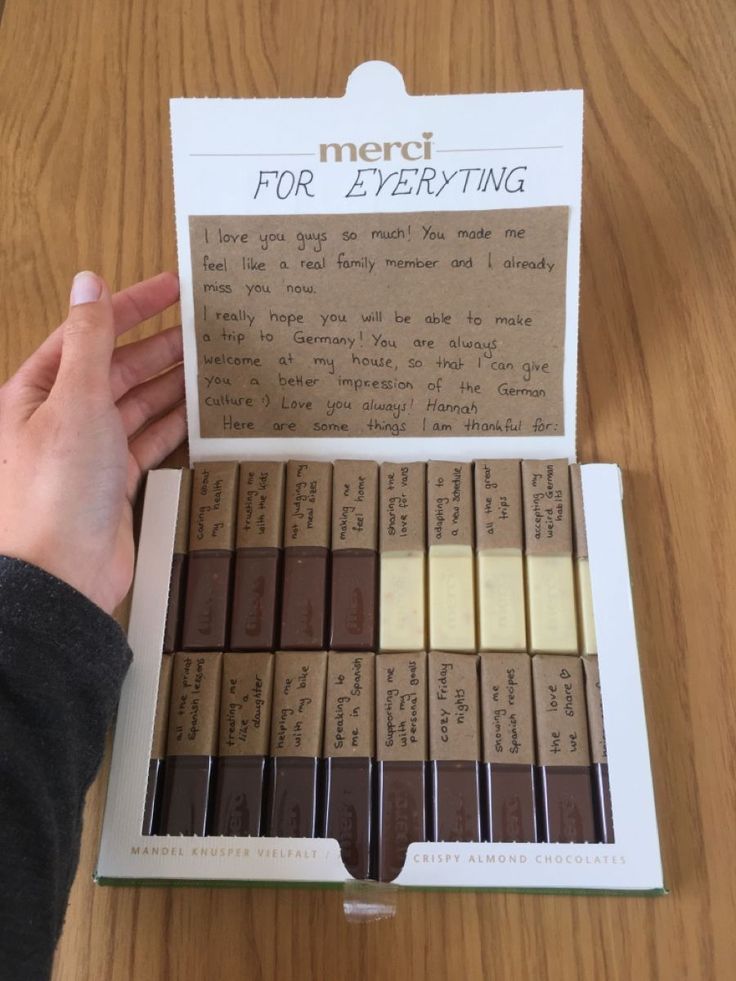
[142,655,174,834]
[212,652,274,836]
[266,757,322,837]
[323,757,373,879]
[375,652,428,881]
[163,469,192,654]
[213,757,269,836]
[376,760,427,882]
[159,652,222,835]
[160,756,217,836]
[430,761,482,842]
[265,651,327,837]
[486,763,538,843]
[583,655,614,842]
[322,652,375,878]
[592,762,614,844]
[428,652,481,843]
[480,653,538,842]
[532,655,596,843]
[537,765,596,843]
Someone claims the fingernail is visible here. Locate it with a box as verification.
[70,270,102,306]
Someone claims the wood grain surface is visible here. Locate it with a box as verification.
[1,0,735,978]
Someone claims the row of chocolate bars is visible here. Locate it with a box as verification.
[145,649,609,882]
[141,458,611,881]
[162,458,596,656]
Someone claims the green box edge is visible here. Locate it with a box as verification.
[93,873,668,897]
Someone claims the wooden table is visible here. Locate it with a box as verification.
[1,1,735,977]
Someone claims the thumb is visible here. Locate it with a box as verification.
[57,271,115,393]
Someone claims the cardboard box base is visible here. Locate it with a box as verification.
[96,464,663,894]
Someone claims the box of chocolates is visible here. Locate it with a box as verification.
[96,62,663,893]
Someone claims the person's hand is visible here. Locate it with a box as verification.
[0,270,186,614]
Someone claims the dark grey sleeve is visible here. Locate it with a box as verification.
[0,556,132,981]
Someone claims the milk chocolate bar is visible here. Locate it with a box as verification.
[279,462,332,650]
[182,463,239,651]
[230,463,285,651]
[330,461,378,651]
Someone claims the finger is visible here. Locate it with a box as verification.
[110,324,183,401]
[117,363,185,437]
[127,402,188,499]
[15,271,180,395]
[56,271,116,393]
[111,271,180,334]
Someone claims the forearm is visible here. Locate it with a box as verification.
[0,556,131,980]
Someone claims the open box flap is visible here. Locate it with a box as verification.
[170,61,583,463]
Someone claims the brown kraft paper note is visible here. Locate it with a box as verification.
[167,652,223,756]
[189,208,568,439]
[379,462,426,552]
[151,655,174,759]
[473,460,523,550]
[284,460,332,547]
[582,655,607,764]
[174,470,193,554]
[189,462,239,551]
[479,653,535,765]
[324,652,375,758]
[428,652,480,762]
[532,655,591,766]
[521,459,573,556]
[376,652,428,762]
[332,461,378,550]
[218,652,274,757]
[569,464,589,559]
[427,461,473,547]
[236,462,285,549]
[270,651,328,757]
